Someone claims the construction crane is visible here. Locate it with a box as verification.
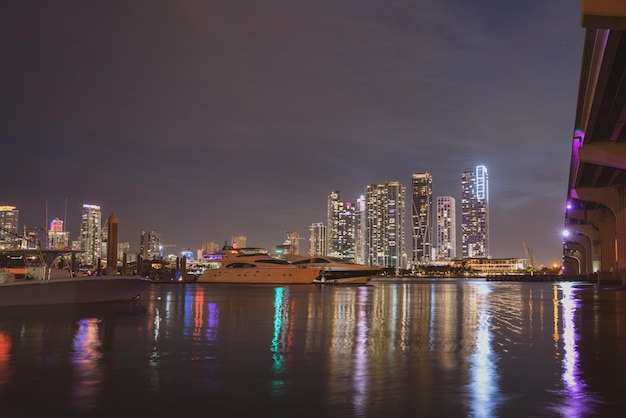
[522,242,537,268]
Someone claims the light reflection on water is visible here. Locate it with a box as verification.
[0,280,623,417]
[553,282,600,417]
[467,283,499,418]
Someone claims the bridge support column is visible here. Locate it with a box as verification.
[575,186,626,285]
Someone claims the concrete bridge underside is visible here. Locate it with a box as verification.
[564,1,626,284]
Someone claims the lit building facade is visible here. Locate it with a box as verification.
[140,230,161,259]
[308,222,326,256]
[202,241,219,255]
[327,190,356,261]
[232,234,246,249]
[0,206,19,249]
[364,181,406,270]
[354,196,366,265]
[461,165,489,258]
[79,204,102,266]
[283,231,300,255]
[411,172,433,265]
[48,217,70,250]
[436,196,456,260]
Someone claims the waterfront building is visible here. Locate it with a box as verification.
[202,241,219,255]
[48,217,70,250]
[232,234,246,249]
[0,205,19,249]
[140,230,161,259]
[436,196,456,260]
[79,204,102,267]
[411,172,433,265]
[354,196,366,265]
[453,257,528,276]
[308,222,326,256]
[327,190,356,261]
[118,241,130,262]
[364,181,407,270]
[461,165,490,258]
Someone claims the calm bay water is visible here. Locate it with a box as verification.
[0,279,625,417]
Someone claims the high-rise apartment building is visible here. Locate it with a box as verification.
[279,231,301,255]
[202,241,219,255]
[140,230,161,259]
[435,196,456,260]
[48,217,70,250]
[354,196,367,265]
[0,205,19,249]
[308,222,326,256]
[79,204,102,266]
[364,181,406,270]
[461,165,489,258]
[232,234,246,249]
[411,172,433,265]
[327,191,356,261]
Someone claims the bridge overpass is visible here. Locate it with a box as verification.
[563,1,626,283]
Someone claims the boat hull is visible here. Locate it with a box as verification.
[313,268,382,284]
[197,267,322,284]
[0,276,151,307]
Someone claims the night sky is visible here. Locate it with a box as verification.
[1,1,584,267]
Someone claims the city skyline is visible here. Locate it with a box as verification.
[2,1,584,268]
[1,163,541,266]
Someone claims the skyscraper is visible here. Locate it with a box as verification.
[140,230,161,259]
[232,234,246,249]
[308,223,326,256]
[48,217,70,250]
[461,165,489,258]
[364,181,406,270]
[0,206,19,249]
[79,204,102,267]
[411,172,433,265]
[436,196,456,260]
[354,195,366,265]
[327,191,355,261]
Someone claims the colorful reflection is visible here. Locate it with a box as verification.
[468,283,500,417]
[71,318,103,414]
[271,287,287,395]
[0,332,12,387]
[352,286,369,415]
[556,282,596,417]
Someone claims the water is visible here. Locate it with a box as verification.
[0,278,625,417]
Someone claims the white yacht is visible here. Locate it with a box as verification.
[196,247,322,284]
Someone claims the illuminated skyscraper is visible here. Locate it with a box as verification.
[364,181,406,270]
[327,190,355,261]
[354,196,366,265]
[436,196,456,260]
[48,217,70,250]
[461,165,489,258]
[140,230,161,259]
[79,204,102,266]
[411,172,433,265]
[232,234,246,249]
[308,222,326,256]
[0,206,19,249]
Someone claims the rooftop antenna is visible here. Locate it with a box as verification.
[64,198,68,233]
[45,199,48,249]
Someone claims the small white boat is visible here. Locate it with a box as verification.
[282,255,383,284]
[0,249,150,307]
[196,247,322,284]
